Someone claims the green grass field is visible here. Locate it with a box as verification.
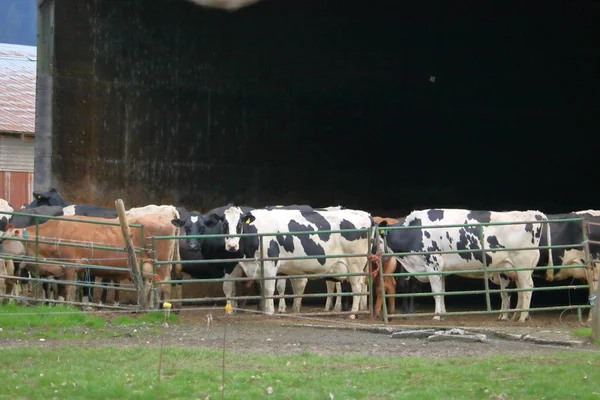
[0,346,598,399]
[1,304,599,399]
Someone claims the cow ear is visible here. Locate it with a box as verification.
[204,213,222,228]
[242,213,255,225]
[377,220,389,236]
[171,218,185,227]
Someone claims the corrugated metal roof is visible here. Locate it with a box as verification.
[0,43,36,135]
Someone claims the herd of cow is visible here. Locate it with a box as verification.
[1,188,599,323]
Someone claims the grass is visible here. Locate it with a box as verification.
[573,327,600,345]
[0,346,598,399]
[0,303,105,328]
[0,304,177,339]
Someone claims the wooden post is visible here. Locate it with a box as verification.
[593,262,600,342]
[115,199,147,310]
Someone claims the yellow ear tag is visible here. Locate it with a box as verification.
[380,230,385,235]
[245,218,251,224]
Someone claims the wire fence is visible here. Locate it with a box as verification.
[1,212,598,329]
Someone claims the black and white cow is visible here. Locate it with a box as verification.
[538,210,600,322]
[211,206,374,318]
[24,188,73,208]
[173,204,261,310]
[0,199,14,232]
[377,209,552,322]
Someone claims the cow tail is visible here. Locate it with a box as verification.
[544,216,554,281]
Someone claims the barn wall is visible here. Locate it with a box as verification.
[41,0,600,215]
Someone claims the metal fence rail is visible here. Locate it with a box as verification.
[1,211,597,334]
[375,217,596,324]
[0,210,146,308]
[149,228,375,317]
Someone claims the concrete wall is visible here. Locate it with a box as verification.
[37,0,600,215]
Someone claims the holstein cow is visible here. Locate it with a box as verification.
[0,198,14,231]
[24,188,73,208]
[372,216,422,319]
[0,214,180,308]
[211,206,374,318]
[377,209,552,322]
[263,205,352,313]
[538,210,600,322]
[174,204,260,311]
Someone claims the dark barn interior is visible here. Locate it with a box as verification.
[36,0,600,308]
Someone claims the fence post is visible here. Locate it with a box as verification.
[31,216,42,300]
[584,221,600,341]
[479,225,492,313]
[259,234,266,312]
[115,199,147,310]
[368,226,374,320]
[379,230,389,324]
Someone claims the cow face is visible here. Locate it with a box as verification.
[26,188,72,208]
[375,220,390,254]
[0,226,26,256]
[172,212,210,252]
[222,207,255,252]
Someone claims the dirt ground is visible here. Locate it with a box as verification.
[1,304,596,359]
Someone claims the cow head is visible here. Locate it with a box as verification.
[219,207,255,252]
[375,220,391,254]
[171,211,212,252]
[0,225,27,256]
[26,188,73,208]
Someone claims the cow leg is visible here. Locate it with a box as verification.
[289,278,308,314]
[513,269,534,322]
[334,281,343,312]
[223,264,244,314]
[347,276,365,319]
[588,262,599,323]
[62,268,77,303]
[429,271,445,321]
[495,275,511,321]
[276,278,287,313]
[324,280,336,311]
[4,259,18,303]
[113,280,121,305]
[100,278,110,304]
[255,262,277,315]
[0,260,6,301]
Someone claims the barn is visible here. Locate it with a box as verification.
[0,43,36,208]
[34,0,600,215]
[25,0,600,313]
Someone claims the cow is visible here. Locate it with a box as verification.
[263,205,352,314]
[0,198,14,231]
[173,204,258,311]
[24,188,73,208]
[124,205,184,307]
[0,214,180,308]
[0,205,65,301]
[538,210,600,322]
[210,206,374,318]
[62,204,118,219]
[376,209,552,322]
[372,216,423,319]
[0,199,16,300]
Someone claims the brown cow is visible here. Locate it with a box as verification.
[0,214,179,307]
[372,216,422,319]
[372,217,401,318]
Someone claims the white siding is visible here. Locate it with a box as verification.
[0,135,34,172]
